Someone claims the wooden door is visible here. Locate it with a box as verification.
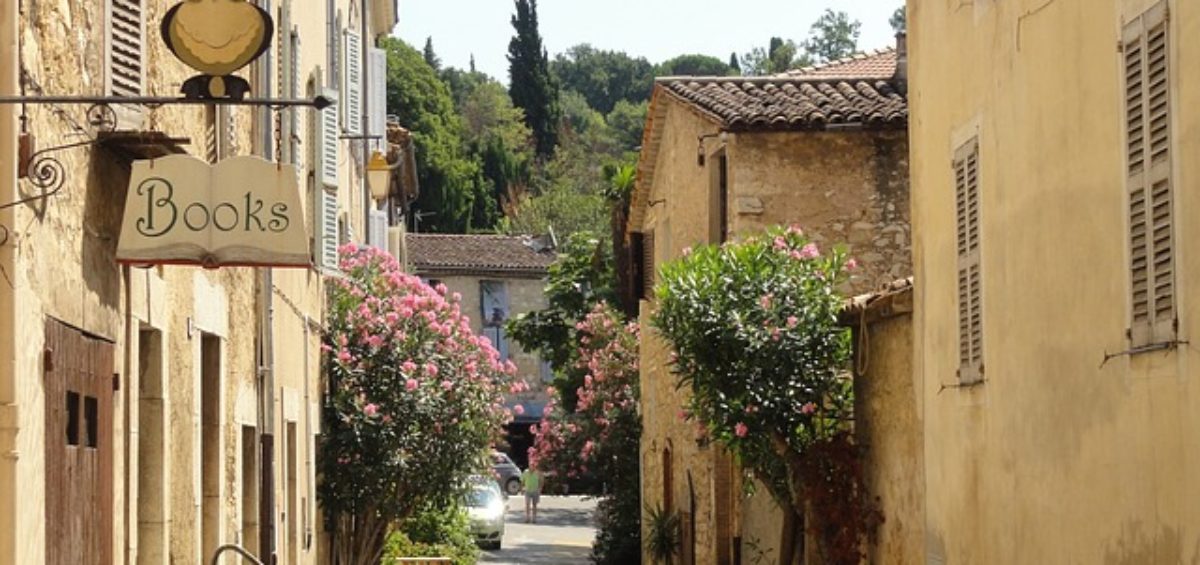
[44,318,114,565]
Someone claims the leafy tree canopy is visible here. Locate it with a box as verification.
[890,5,906,33]
[382,37,484,233]
[655,53,734,77]
[605,100,648,152]
[805,9,861,63]
[550,44,654,114]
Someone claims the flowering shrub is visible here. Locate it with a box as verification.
[529,303,642,563]
[318,244,517,565]
[652,226,878,565]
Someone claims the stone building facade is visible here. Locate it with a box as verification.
[0,1,399,564]
[629,44,913,564]
[403,233,557,467]
[911,0,1200,562]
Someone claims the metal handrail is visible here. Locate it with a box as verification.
[209,544,264,565]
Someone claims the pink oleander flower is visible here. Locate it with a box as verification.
[336,349,351,363]
[799,243,820,259]
[759,293,773,310]
[773,236,788,250]
[364,403,378,417]
[801,402,817,415]
[786,316,799,328]
[401,360,417,373]
[845,257,858,270]
[682,246,693,257]
[405,378,419,391]
[513,404,525,415]
[734,422,749,438]
[441,380,454,390]
[424,363,439,376]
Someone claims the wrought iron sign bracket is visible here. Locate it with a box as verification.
[0,95,330,246]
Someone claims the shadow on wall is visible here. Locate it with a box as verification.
[82,147,131,312]
[1104,522,1200,565]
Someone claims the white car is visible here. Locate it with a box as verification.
[467,481,507,550]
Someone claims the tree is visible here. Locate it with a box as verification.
[382,38,483,233]
[606,100,648,151]
[550,44,655,114]
[423,36,441,72]
[890,6,906,33]
[803,9,861,63]
[319,244,519,565]
[741,37,809,76]
[529,304,641,563]
[655,54,733,77]
[729,51,741,74]
[508,0,561,157]
[652,227,880,565]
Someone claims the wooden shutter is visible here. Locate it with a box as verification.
[310,79,340,190]
[368,47,388,152]
[313,188,339,270]
[642,231,656,300]
[108,0,143,97]
[368,209,388,250]
[955,139,983,383]
[1124,2,1174,345]
[343,29,363,135]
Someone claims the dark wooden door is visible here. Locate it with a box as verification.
[44,319,114,565]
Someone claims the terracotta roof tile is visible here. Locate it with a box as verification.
[405,234,556,276]
[658,75,906,131]
[781,48,898,80]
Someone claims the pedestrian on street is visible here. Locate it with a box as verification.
[521,465,542,523]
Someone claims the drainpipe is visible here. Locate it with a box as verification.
[0,1,19,562]
[361,0,371,236]
[259,270,275,565]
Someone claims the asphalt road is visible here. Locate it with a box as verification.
[479,495,597,564]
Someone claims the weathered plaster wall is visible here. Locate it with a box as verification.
[852,311,922,565]
[427,273,551,410]
[911,0,1200,562]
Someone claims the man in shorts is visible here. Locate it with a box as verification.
[521,466,542,523]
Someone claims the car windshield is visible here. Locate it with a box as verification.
[492,454,513,466]
[468,487,498,508]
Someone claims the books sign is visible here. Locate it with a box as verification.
[117,155,310,268]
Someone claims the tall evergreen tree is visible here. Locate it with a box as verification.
[422,37,441,72]
[507,0,560,157]
[729,52,741,74]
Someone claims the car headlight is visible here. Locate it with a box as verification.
[485,499,506,520]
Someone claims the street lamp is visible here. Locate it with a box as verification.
[366,149,391,202]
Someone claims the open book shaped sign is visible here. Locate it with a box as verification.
[117,155,311,268]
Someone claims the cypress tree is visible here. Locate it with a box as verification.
[507,0,560,157]
[423,37,440,71]
[729,52,741,74]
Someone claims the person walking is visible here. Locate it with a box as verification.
[521,465,542,523]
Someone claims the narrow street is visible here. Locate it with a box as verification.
[480,495,597,564]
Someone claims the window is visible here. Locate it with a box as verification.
[480,281,510,359]
[954,138,983,383]
[107,0,143,97]
[709,150,728,244]
[1124,1,1174,346]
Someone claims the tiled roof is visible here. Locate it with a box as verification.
[781,48,898,80]
[657,75,907,131]
[405,234,556,276]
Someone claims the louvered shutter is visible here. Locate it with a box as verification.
[1124,2,1174,346]
[343,29,362,135]
[954,139,983,383]
[108,0,143,97]
[368,209,388,250]
[310,80,339,190]
[313,189,339,270]
[368,47,388,152]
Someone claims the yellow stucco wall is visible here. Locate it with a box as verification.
[0,1,388,563]
[637,97,913,564]
[911,0,1200,562]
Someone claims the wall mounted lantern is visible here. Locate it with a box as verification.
[366,150,391,203]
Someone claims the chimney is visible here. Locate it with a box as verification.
[893,31,908,94]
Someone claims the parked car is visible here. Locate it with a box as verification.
[491,451,522,496]
[466,480,507,550]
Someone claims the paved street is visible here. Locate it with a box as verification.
[480,495,597,564]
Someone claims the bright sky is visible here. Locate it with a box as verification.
[395,0,904,83]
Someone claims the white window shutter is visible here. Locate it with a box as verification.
[311,84,339,190]
[342,29,362,134]
[108,0,144,97]
[368,209,388,250]
[290,30,302,167]
[369,47,388,151]
[314,189,339,270]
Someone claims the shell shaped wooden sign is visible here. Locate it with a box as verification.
[161,0,274,100]
[117,155,311,269]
